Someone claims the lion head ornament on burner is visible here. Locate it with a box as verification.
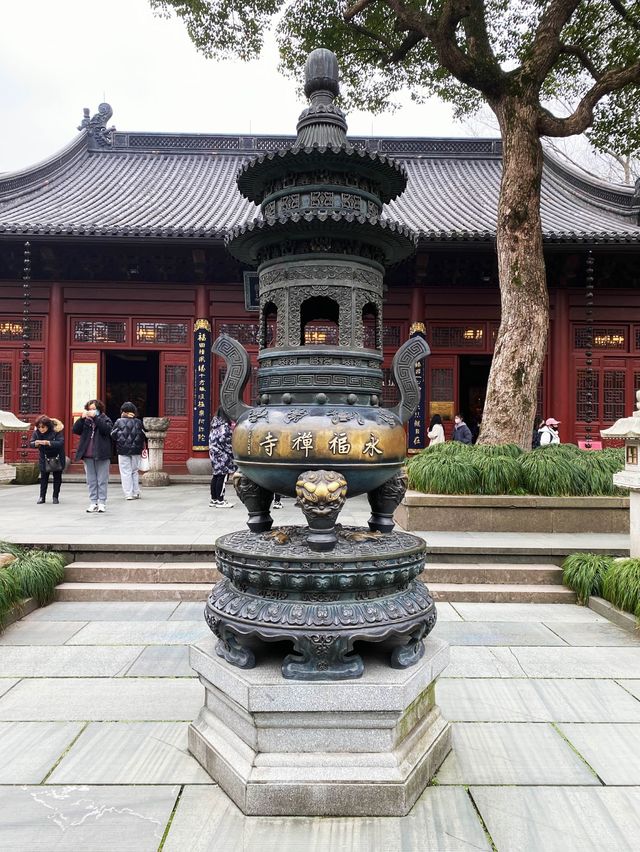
[208,48,436,680]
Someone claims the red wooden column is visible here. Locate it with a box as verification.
[46,282,66,420]
[549,287,571,433]
[410,283,426,329]
[195,284,209,325]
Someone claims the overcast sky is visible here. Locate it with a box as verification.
[0,0,472,174]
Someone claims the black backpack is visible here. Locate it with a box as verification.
[531,429,542,449]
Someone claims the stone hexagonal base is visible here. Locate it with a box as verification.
[188,636,451,816]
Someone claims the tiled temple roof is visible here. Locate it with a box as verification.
[1,129,639,244]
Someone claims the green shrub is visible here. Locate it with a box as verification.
[474,453,523,495]
[406,451,481,494]
[602,558,640,615]
[0,562,21,628]
[562,552,613,604]
[0,542,66,613]
[407,443,625,497]
[518,445,590,496]
[581,448,626,496]
[474,443,524,459]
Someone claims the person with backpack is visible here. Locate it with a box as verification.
[110,401,146,500]
[532,418,545,449]
[539,417,561,446]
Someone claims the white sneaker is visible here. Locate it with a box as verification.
[132,493,141,499]
[86,504,98,513]
[216,500,234,509]
[209,499,217,507]
[273,500,283,509]
[97,503,106,513]
[126,495,134,501]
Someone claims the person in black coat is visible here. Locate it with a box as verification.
[111,401,146,500]
[452,413,473,444]
[29,415,65,504]
[72,399,113,513]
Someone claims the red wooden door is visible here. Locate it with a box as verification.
[159,351,190,466]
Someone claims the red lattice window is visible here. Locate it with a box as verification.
[383,326,401,348]
[574,326,627,351]
[381,367,400,407]
[430,367,454,401]
[635,328,640,351]
[163,365,187,417]
[576,370,599,422]
[19,363,42,415]
[0,362,11,409]
[73,320,127,344]
[536,378,544,423]
[218,322,260,346]
[603,370,626,422]
[431,325,485,349]
[0,319,44,342]
[304,323,339,345]
[136,322,188,344]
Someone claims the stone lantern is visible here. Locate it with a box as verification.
[0,410,31,483]
[601,389,640,556]
[188,48,450,818]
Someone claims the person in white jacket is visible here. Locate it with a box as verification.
[539,417,561,445]
[427,414,445,445]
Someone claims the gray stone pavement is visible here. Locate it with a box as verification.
[0,481,630,553]
[0,597,639,850]
[1,480,639,849]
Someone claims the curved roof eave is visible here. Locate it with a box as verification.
[0,132,89,198]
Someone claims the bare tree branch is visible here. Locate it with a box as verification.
[559,41,601,80]
[538,61,640,136]
[522,0,581,85]
[344,0,377,22]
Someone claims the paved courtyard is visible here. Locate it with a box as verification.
[1,596,639,851]
[1,480,639,849]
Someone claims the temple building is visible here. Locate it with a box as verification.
[1,105,640,466]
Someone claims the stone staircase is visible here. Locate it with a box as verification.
[55,558,574,603]
[55,560,220,602]
[424,563,575,603]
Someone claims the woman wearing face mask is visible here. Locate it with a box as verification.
[452,413,473,444]
[72,399,113,513]
[29,415,66,504]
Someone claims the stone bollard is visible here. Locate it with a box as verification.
[141,417,171,487]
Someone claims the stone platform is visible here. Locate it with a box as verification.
[188,635,451,816]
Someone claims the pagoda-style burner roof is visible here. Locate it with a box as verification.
[226,208,417,266]
[236,145,408,206]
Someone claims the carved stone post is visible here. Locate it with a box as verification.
[142,416,171,487]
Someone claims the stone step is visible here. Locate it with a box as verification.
[64,561,220,584]
[55,582,212,602]
[421,563,563,585]
[428,583,576,603]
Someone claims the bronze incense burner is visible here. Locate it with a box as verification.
[206,48,437,679]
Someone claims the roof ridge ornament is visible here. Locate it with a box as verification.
[295,48,348,149]
[78,103,115,148]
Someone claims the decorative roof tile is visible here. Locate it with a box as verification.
[0,132,638,244]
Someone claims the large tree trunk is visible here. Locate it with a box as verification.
[477,99,549,449]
